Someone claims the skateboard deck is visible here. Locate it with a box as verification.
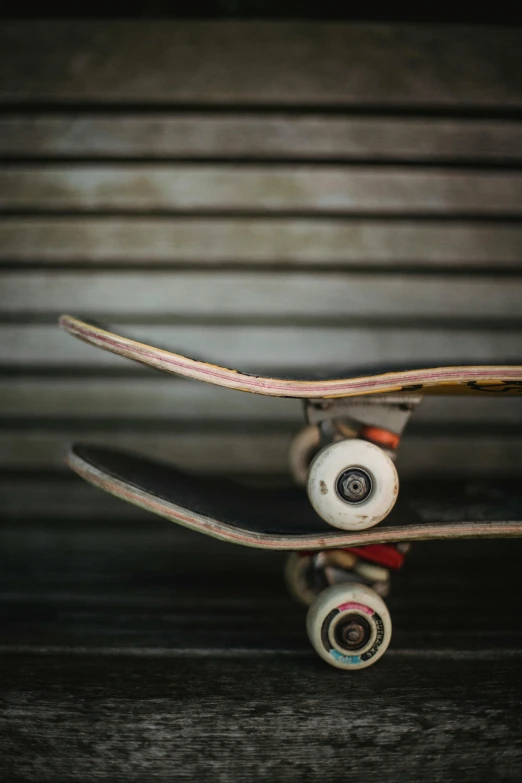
[60,315,522,399]
[68,444,522,550]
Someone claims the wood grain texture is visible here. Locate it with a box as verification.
[2,114,522,160]
[2,164,521,213]
[2,652,522,783]
[1,21,521,107]
[5,271,522,318]
[1,517,522,782]
[3,217,520,266]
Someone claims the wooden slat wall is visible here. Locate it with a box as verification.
[1,22,521,107]
[1,21,522,519]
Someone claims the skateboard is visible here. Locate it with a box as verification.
[60,314,522,533]
[68,444,522,671]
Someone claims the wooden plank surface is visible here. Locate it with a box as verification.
[2,165,521,214]
[0,475,149,520]
[1,651,521,783]
[1,519,521,653]
[2,114,522,161]
[4,271,522,319]
[3,324,521,368]
[1,22,521,108]
[1,516,522,781]
[3,218,520,266]
[3,378,522,422]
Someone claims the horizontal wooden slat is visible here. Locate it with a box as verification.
[1,218,521,267]
[1,22,521,107]
[2,115,522,161]
[3,325,522,368]
[3,271,522,319]
[0,379,296,421]
[0,431,520,476]
[2,165,521,214]
[2,378,522,423]
[0,432,290,473]
[0,477,150,520]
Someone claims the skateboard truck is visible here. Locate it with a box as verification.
[306,392,423,441]
[289,394,423,532]
[286,394,422,668]
[285,395,421,666]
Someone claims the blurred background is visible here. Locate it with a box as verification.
[0,17,521,521]
[1,14,522,781]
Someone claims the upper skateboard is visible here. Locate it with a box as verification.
[59,315,522,399]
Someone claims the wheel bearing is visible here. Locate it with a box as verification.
[334,613,372,651]
[336,467,373,504]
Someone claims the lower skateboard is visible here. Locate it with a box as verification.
[60,315,522,535]
[68,444,522,671]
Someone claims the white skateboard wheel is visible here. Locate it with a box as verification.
[307,439,398,531]
[288,425,321,486]
[306,582,392,670]
[284,552,325,606]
